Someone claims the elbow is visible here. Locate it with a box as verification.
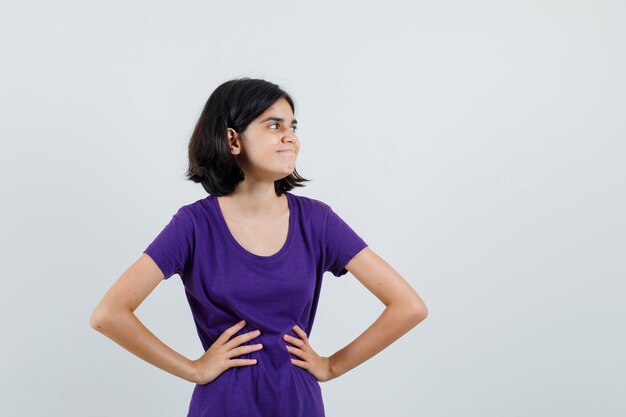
[89,311,105,331]
[391,298,428,323]
[89,307,111,332]
[89,304,124,332]
[419,306,428,321]
[90,298,134,331]
[409,302,428,323]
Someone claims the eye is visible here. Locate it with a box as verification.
[269,123,298,133]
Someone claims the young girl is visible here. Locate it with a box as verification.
[90,77,428,417]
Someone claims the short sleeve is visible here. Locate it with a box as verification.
[323,206,368,277]
[143,206,195,280]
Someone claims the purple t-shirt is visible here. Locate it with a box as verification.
[143,191,368,417]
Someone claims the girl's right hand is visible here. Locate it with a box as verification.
[192,320,263,385]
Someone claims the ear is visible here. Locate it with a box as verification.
[226,128,241,156]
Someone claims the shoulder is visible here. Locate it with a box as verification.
[168,196,212,225]
[288,192,332,216]
[289,193,330,210]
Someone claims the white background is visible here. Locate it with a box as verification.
[1,1,624,416]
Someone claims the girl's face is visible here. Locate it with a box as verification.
[227,98,300,182]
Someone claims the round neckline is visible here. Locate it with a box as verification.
[213,191,295,262]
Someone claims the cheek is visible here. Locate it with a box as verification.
[246,144,278,164]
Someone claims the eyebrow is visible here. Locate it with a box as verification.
[258,116,298,125]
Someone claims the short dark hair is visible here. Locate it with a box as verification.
[185,77,311,196]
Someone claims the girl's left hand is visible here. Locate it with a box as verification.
[284,325,334,382]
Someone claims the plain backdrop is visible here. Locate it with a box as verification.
[1,1,624,416]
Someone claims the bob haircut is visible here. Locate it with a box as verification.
[185,77,310,197]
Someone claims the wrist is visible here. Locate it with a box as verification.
[187,359,203,384]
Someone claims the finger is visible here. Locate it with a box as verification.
[224,329,262,350]
[217,320,247,344]
[292,325,308,342]
[229,343,263,358]
[285,344,305,358]
[283,334,304,347]
[229,320,247,332]
[290,358,309,369]
[228,358,258,367]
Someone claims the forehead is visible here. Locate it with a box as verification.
[262,98,292,115]
[257,98,297,124]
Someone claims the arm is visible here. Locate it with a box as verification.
[89,254,200,384]
[328,247,428,379]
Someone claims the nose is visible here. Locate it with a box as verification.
[283,132,298,147]
[284,129,297,140]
